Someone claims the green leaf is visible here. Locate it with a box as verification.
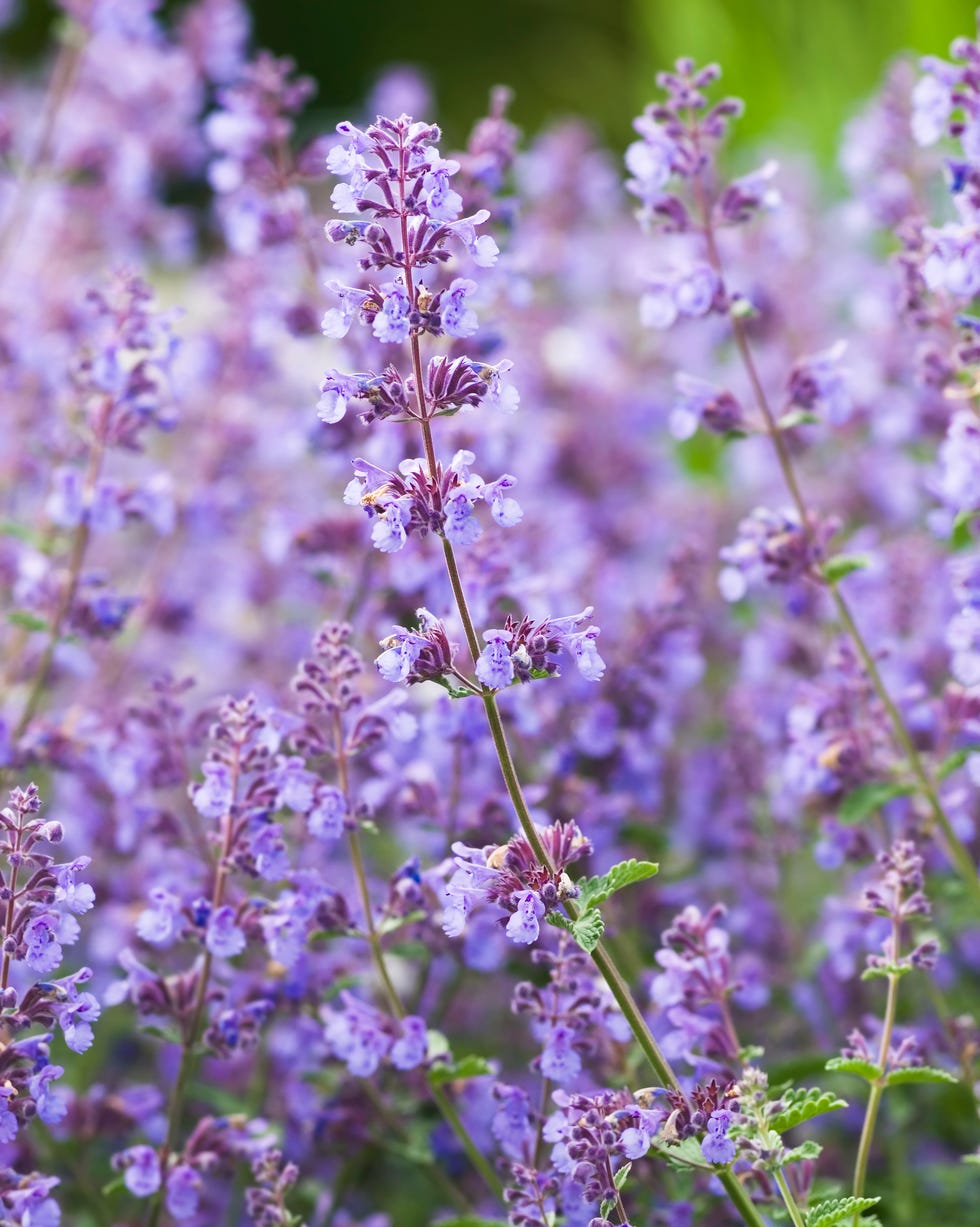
[6,610,50,633]
[428,1054,495,1086]
[806,1196,881,1227]
[430,674,479,699]
[613,1161,632,1190]
[375,909,425,936]
[936,745,980,780]
[838,781,914,826]
[783,1139,822,1164]
[576,859,659,911]
[770,1087,848,1133]
[649,1134,711,1171]
[885,1065,959,1087]
[777,408,821,430]
[860,962,911,981]
[435,1219,508,1227]
[545,909,606,953]
[821,554,872,583]
[825,1056,880,1083]
[952,508,979,550]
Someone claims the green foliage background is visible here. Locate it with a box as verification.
[4,0,980,159]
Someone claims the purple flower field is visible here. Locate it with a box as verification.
[1,2,979,1224]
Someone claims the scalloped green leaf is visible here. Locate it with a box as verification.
[545,908,606,952]
[825,1056,880,1083]
[770,1087,848,1133]
[822,553,872,583]
[783,1139,822,1164]
[428,1054,494,1086]
[650,1134,711,1170]
[576,859,659,911]
[806,1196,881,1227]
[838,781,914,826]
[860,961,911,981]
[885,1065,959,1086]
[613,1161,632,1190]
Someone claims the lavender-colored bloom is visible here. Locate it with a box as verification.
[787,340,851,424]
[441,278,479,338]
[52,991,101,1053]
[700,1108,735,1164]
[206,905,247,958]
[191,761,234,820]
[485,475,523,526]
[0,1086,17,1142]
[671,373,744,439]
[53,858,95,914]
[912,58,956,145]
[476,630,515,690]
[539,1025,582,1083]
[119,1145,163,1198]
[137,887,182,945]
[323,992,392,1077]
[165,1165,202,1220]
[307,786,347,840]
[505,890,546,945]
[935,411,980,512]
[30,1064,67,1124]
[389,1015,428,1070]
[373,283,412,344]
[23,913,63,974]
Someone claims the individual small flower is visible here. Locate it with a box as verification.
[191,762,234,820]
[911,57,957,145]
[373,282,411,343]
[307,786,347,840]
[476,630,515,689]
[165,1165,202,1220]
[787,340,851,424]
[320,281,375,339]
[441,278,479,338]
[376,610,458,686]
[718,506,830,601]
[700,1108,735,1164]
[30,1064,67,1125]
[389,1015,428,1070]
[206,906,247,958]
[137,888,183,946]
[22,914,63,974]
[117,1145,162,1198]
[670,373,744,439]
[505,890,546,945]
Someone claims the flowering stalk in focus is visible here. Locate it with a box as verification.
[319,111,768,1227]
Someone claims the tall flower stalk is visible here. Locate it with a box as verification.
[319,112,767,1227]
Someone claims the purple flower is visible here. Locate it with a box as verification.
[53,858,95,914]
[373,283,411,344]
[476,630,515,690]
[389,1015,428,1070]
[191,761,234,820]
[323,992,393,1076]
[30,1064,68,1125]
[505,890,545,945]
[137,887,182,946]
[206,905,247,958]
[307,786,347,840]
[23,913,63,973]
[912,58,956,145]
[700,1108,735,1165]
[540,1025,582,1083]
[787,341,851,424]
[165,1165,201,1220]
[52,991,101,1054]
[671,373,744,439]
[442,278,479,338]
[0,1086,18,1142]
[119,1145,162,1198]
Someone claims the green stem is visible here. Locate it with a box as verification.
[334,710,504,1202]
[774,1168,807,1227]
[851,924,902,1218]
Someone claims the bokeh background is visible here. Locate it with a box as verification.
[3,0,980,161]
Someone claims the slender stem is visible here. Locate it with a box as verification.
[851,922,902,1217]
[333,710,504,1201]
[697,183,979,904]
[774,1168,807,1227]
[11,402,110,745]
[0,32,85,284]
[146,750,241,1227]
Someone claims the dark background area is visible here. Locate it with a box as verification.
[3,0,980,160]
